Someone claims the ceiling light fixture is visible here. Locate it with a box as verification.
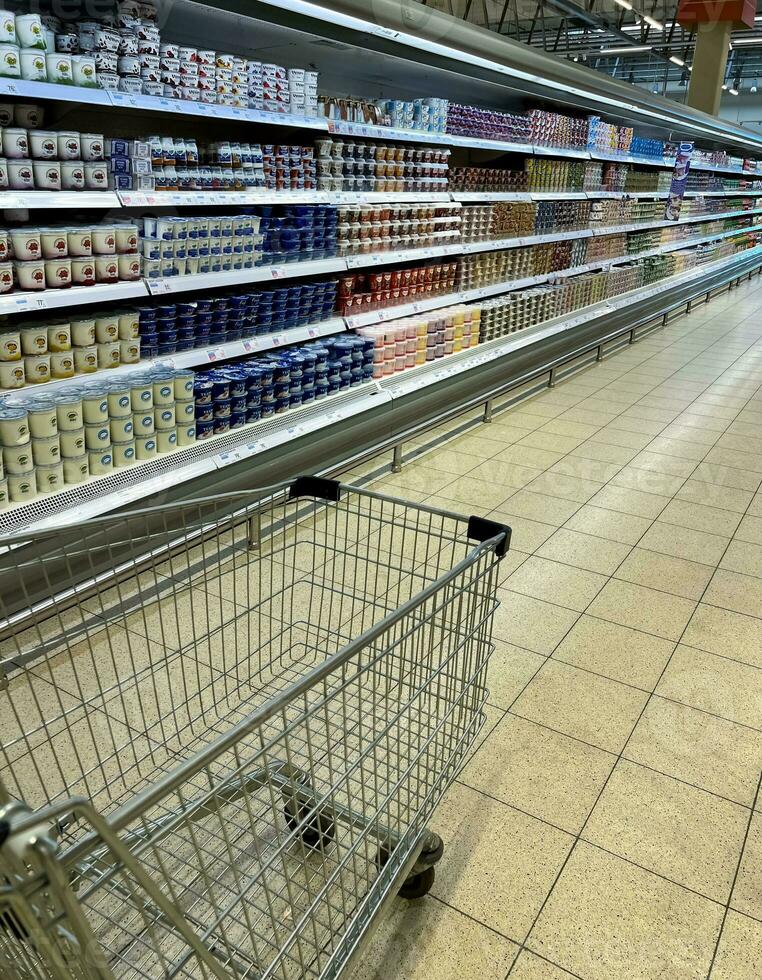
[722,83,728,90]
[728,36,762,46]
[643,15,664,30]
[614,0,634,8]
[669,55,685,66]
[599,44,653,54]
[729,87,739,95]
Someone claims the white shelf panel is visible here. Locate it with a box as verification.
[107,91,328,129]
[531,191,588,200]
[328,191,452,204]
[461,229,592,254]
[344,243,462,269]
[0,78,111,105]
[450,191,532,202]
[0,191,120,210]
[118,189,332,207]
[0,280,147,315]
[532,145,590,160]
[145,257,346,295]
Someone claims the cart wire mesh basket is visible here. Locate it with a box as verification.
[0,476,510,980]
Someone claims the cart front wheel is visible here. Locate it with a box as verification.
[398,866,435,899]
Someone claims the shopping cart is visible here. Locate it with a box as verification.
[0,476,509,980]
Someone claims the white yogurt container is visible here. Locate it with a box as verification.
[26,399,57,437]
[20,49,47,81]
[24,353,51,383]
[32,159,60,190]
[94,255,118,283]
[81,388,108,424]
[0,477,8,509]
[3,441,33,473]
[132,411,154,435]
[55,395,83,431]
[173,371,194,399]
[97,342,120,368]
[47,322,71,352]
[0,448,3,478]
[130,379,153,409]
[50,351,75,378]
[119,339,140,363]
[84,422,110,450]
[63,454,88,483]
[71,257,95,286]
[73,346,97,373]
[15,258,45,291]
[88,448,113,474]
[156,428,177,453]
[28,130,57,159]
[152,374,175,405]
[117,311,139,339]
[68,229,92,257]
[135,433,157,459]
[175,399,194,422]
[40,228,68,259]
[70,317,95,346]
[175,423,195,446]
[37,460,64,492]
[10,228,40,261]
[0,406,29,445]
[59,427,85,457]
[154,403,175,429]
[113,439,135,466]
[0,361,25,388]
[94,314,118,343]
[107,385,132,417]
[0,330,21,361]
[3,128,28,158]
[110,416,133,441]
[8,468,36,501]
[20,325,48,355]
[44,257,72,289]
[32,433,60,464]
[15,14,46,50]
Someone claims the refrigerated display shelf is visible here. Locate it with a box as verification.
[0,191,122,210]
[4,240,759,537]
[0,280,148,315]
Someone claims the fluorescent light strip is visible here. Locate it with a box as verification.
[614,0,633,8]
[669,55,684,66]
[600,45,652,54]
[250,0,762,150]
[643,15,665,30]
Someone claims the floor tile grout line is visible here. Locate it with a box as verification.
[704,772,762,979]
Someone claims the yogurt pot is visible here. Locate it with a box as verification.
[88,448,113,474]
[0,160,8,190]
[0,261,11,292]
[115,224,138,253]
[96,341,120,367]
[84,162,108,189]
[176,423,196,446]
[110,416,133,441]
[70,317,95,346]
[0,477,7,508]
[55,395,83,431]
[0,103,13,125]
[71,257,95,286]
[0,329,21,360]
[50,350,74,378]
[119,339,140,362]
[7,158,34,190]
[45,52,72,84]
[113,439,135,466]
[0,361,25,388]
[94,314,118,343]
[14,259,45,290]
[20,324,47,354]
[0,44,21,78]
[135,433,157,459]
[80,134,104,161]
[132,411,154,435]
[106,384,131,416]
[117,311,139,339]
[0,11,16,44]
[44,257,72,289]
[92,226,116,254]
[152,375,175,405]
[32,159,61,190]
[3,438,34,473]
[84,422,111,450]
[72,346,97,373]
[0,450,3,479]
[175,399,195,422]
[32,433,60,464]
[81,388,108,423]
[36,460,64,493]
[25,399,57,437]
[68,228,92,257]
[40,228,68,258]
[8,468,36,501]
[24,353,51,383]
[28,130,58,159]
[57,132,81,160]
[3,127,28,158]
[61,160,85,190]
[20,49,47,81]
[0,407,30,446]
[117,254,141,280]
[156,428,177,453]
[72,54,97,87]
[15,14,47,50]
[130,379,153,409]
[14,103,42,128]
[94,255,118,283]
[59,426,85,457]
[154,404,175,429]
[0,230,9,261]
[47,322,71,351]
[62,454,88,483]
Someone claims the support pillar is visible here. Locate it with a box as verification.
[678,1,755,115]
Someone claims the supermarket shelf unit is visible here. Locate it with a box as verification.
[3,0,762,538]
[4,240,759,536]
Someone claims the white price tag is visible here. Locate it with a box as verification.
[271,334,286,346]
[270,267,285,279]
[307,327,318,338]
[374,26,399,39]
[148,279,173,295]
[206,347,227,362]
[243,339,258,352]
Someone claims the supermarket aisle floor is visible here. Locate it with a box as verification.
[348,277,762,980]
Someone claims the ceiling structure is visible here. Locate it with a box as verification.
[420,0,762,99]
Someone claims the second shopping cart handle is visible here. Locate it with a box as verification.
[289,475,343,501]
[467,516,512,558]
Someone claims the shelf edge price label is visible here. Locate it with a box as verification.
[270,266,285,279]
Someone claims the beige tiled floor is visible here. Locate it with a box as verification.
[350,278,762,979]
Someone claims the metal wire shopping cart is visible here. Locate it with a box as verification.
[0,476,510,980]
